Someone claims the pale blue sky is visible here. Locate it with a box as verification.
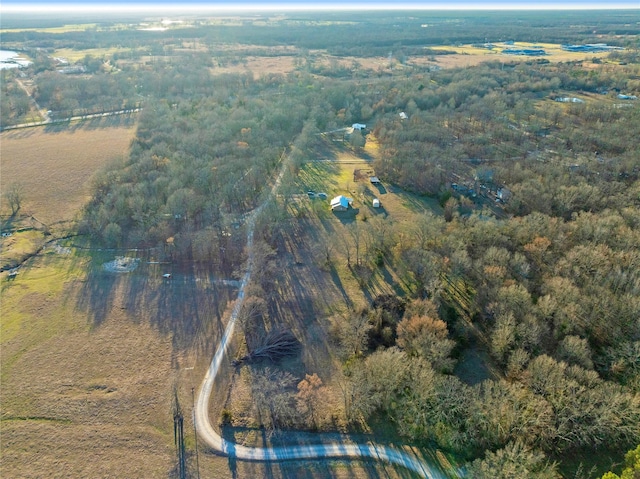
[2,0,638,12]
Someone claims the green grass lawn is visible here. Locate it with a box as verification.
[52,47,132,62]
[1,24,99,34]
[0,229,47,271]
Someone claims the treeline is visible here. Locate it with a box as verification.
[0,70,33,125]
[316,206,640,473]
[2,10,637,54]
[31,53,226,118]
[79,70,322,266]
[370,59,639,215]
[3,10,637,127]
[303,55,640,473]
[333,206,640,452]
[251,190,639,473]
[34,69,138,117]
[218,51,639,476]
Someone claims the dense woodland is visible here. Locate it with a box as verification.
[2,10,639,478]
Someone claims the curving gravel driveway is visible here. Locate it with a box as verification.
[194,159,453,479]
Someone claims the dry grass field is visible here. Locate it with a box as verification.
[1,120,180,478]
[0,243,250,477]
[0,122,136,225]
[52,47,132,63]
[212,55,299,78]
[425,42,612,69]
[0,250,177,478]
[1,120,177,477]
[205,41,616,80]
[1,24,99,34]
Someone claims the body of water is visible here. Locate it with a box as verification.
[0,50,32,70]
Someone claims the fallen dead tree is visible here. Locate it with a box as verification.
[237,327,300,364]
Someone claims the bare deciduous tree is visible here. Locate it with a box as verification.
[251,367,297,433]
[296,373,326,429]
[332,308,371,359]
[4,182,23,215]
[397,314,456,373]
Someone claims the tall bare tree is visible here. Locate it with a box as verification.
[4,182,23,215]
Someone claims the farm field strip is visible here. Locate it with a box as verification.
[0,124,136,224]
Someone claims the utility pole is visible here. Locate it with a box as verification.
[174,398,186,479]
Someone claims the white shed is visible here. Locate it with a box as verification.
[331,195,352,212]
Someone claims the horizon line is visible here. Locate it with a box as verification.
[2,3,640,15]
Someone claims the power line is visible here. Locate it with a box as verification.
[192,387,201,479]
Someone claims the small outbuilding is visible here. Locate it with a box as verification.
[372,198,381,208]
[330,195,352,212]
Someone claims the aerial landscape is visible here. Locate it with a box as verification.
[1,2,639,478]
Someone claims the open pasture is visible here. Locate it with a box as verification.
[52,47,132,63]
[0,250,178,478]
[1,240,243,477]
[426,42,612,68]
[1,123,136,225]
[1,23,99,34]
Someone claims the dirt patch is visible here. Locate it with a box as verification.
[213,55,298,78]
[50,242,72,255]
[103,256,140,273]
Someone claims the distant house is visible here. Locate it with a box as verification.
[497,187,512,202]
[555,97,584,103]
[330,195,352,212]
[503,48,546,56]
[399,112,408,120]
[57,65,87,74]
[352,123,367,130]
[618,94,638,100]
[372,198,381,208]
[370,176,381,184]
[562,43,622,53]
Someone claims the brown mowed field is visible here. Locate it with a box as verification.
[0,252,177,478]
[0,124,136,225]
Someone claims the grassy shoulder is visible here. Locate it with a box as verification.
[0,227,48,271]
